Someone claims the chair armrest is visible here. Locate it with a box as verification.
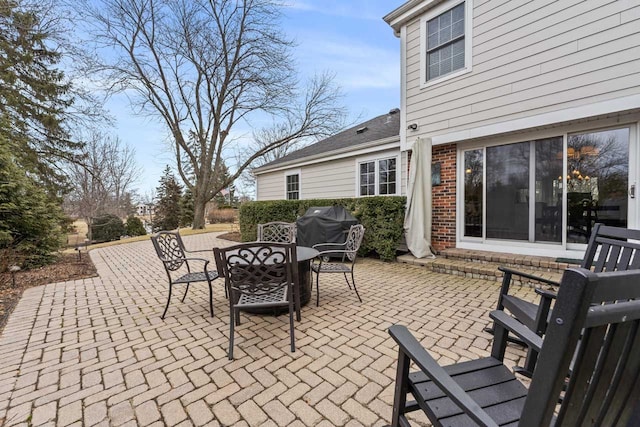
[183,248,212,254]
[388,325,499,427]
[314,249,351,257]
[489,311,543,352]
[498,266,561,287]
[534,288,558,299]
[160,256,211,265]
[312,241,347,249]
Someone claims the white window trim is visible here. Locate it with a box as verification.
[355,154,400,197]
[284,169,301,200]
[420,0,473,89]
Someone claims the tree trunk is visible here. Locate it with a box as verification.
[192,196,207,229]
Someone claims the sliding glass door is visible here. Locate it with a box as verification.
[566,128,629,243]
[462,127,631,245]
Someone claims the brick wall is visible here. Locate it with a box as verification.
[431,144,456,251]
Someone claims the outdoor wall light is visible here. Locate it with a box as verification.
[407,123,418,131]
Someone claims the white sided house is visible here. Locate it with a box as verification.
[385,0,640,258]
[253,109,403,201]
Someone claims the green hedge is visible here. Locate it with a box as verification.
[91,214,125,242]
[239,197,406,261]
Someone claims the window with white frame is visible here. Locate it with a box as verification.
[286,174,299,199]
[421,0,472,85]
[359,157,397,196]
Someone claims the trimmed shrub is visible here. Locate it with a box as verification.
[239,196,406,261]
[91,214,125,242]
[125,216,147,236]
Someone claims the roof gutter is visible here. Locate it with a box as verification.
[383,0,446,35]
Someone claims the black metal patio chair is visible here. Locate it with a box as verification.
[257,221,297,243]
[151,231,219,319]
[213,242,298,360]
[311,224,365,306]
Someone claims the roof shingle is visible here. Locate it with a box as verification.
[255,109,400,172]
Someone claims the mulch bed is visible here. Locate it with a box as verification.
[0,253,98,334]
[218,231,242,242]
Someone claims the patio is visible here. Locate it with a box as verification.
[0,232,532,426]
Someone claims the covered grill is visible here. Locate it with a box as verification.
[296,206,358,248]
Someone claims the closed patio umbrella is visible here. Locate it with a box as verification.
[404,137,436,258]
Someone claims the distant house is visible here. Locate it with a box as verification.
[136,204,154,219]
[253,109,403,201]
[384,0,640,258]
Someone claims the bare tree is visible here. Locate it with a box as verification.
[66,133,142,235]
[77,0,346,228]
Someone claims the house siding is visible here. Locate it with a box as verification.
[403,0,640,143]
[255,172,283,201]
[255,148,405,201]
[298,158,355,199]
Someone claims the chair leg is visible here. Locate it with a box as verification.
[483,325,528,346]
[181,283,190,302]
[513,349,538,378]
[343,272,353,290]
[315,270,321,307]
[294,282,301,322]
[162,283,173,319]
[390,348,411,427]
[229,308,235,360]
[350,270,362,303]
[289,302,296,353]
[207,281,214,318]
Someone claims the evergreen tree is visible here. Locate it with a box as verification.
[0,0,81,190]
[179,189,194,228]
[125,216,146,236]
[0,0,88,269]
[153,166,183,231]
[0,138,66,269]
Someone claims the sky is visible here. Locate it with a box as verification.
[103,0,406,198]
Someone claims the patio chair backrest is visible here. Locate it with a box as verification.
[344,224,365,261]
[151,231,186,271]
[215,242,297,297]
[581,223,640,272]
[519,267,640,425]
[257,222,296,243]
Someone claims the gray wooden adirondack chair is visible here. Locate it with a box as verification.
[490,223,640,375]
[387,267,640,426]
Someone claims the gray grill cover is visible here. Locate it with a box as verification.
[296,206,358,248]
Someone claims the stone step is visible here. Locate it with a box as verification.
[395,248,579,287]
[438,248,581,274]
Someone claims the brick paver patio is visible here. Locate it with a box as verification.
[0,233,532,426]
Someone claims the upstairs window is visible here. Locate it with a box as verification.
[286,174,299,200]
[421,0,472,86]
[427,2,465,81]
